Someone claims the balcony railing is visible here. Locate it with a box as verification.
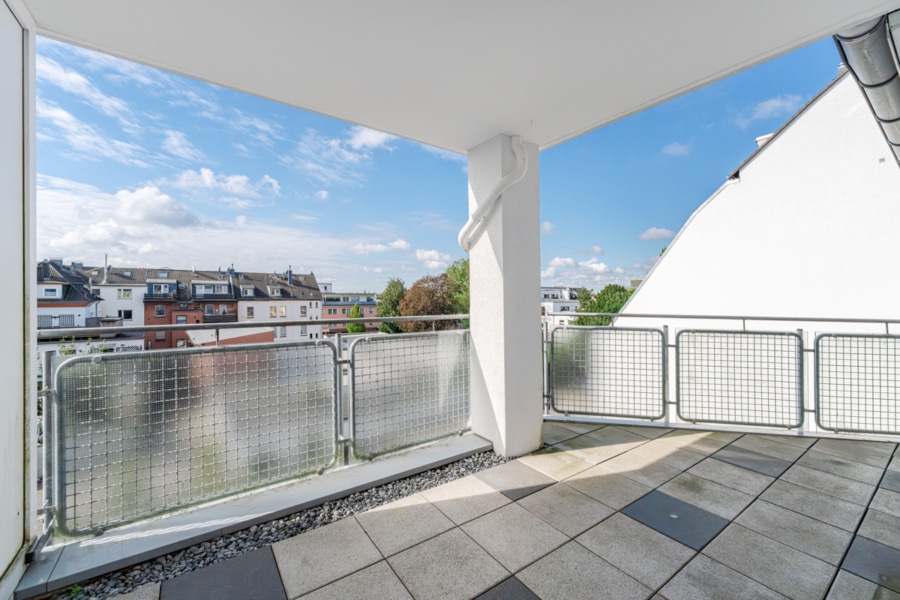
[41,315,470,538]
[202,313,238,324]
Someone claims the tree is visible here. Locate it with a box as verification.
[346,302,365,334]
[574,284,634,326]
[377,277,406,333]
[444,258,469,327]
[398,274,456,332]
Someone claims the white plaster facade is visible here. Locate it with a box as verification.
[540,286,579,328]
[237,299,323,341]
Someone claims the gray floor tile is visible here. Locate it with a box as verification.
[388,529,508,600]
[517,541,651,600]
[421,475,511,525]
[735,500,852,565]
[858,508,900,550]
[826,570,900,600]
[713,445,792,478]
[356,493,454,556]
[160,547,285,600]
[543,422,583,445]
[798,451,884,485]
[554,422,605,435]
[555,431,639,464]
[841,536,900,594]
[474,577,540,600]
[621,490,729,550]
[660,554,786,600]
[756,434,817,449]
[576,513,695,589]
[517,482,614,537]
[461,503,568,572]
[760,480,866,532]
[474,460,555,501]
[614,425,673,439]
[703,524,834,600]
[659,472,755,519]
[871,488,900,518]
[882,469,900,493]
[299,562,412,600]
[564,464,652,509]
[812,438,896,468]
[731,435,807,462]
[516,447,594,482]
[273,517,382,598]
[688,458,774,496]
[780,464,875,505]
[657,430,739,455]
[116,583,161,600]
[632,439,707,470]
[599,448,683,488]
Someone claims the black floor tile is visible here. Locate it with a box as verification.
[881,469,900,494]
[160,547,286,600]
[714,445,792,478]
[621,490,729,551]
[474,461,555,501]
[842,536,900,594]
[475,576,540,600]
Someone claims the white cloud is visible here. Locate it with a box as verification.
[314,190,329,201]
[549,257,576,268]
[351,239,411,255]
[415,248,452,270]
[36,99,149,167]
[36,55,140,132]
[170,168,280,198]
[114,186,200,227]
[661,142,690,157]
[580,245,604,255]
[736,94,803,129]
[638,227,675,241]
[347,126,396,150]
[162,130,205,162]
[541,221,555,234]
[613,267,625,274]
[578,257,610,274]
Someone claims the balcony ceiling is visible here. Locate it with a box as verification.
[22,0,900,153]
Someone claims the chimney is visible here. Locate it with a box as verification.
[226,263,235,276]
[103,253,108,284]
[286,265,293,285]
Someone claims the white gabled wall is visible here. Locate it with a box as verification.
[623,74,900,328]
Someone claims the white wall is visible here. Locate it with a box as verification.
[237,300,322,341]
[623,74,900,334]
[0,0,26,590]
[95,284,145,324]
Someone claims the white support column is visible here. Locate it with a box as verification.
[468,134,543,458]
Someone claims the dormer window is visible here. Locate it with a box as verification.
[241,286,254,297]
[43,288,58,298]
[158,271,168,278]
[269,287,282,297]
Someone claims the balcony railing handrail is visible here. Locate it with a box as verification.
[548,311,900,325]
[37,313,469,338]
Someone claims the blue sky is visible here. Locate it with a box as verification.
[36,36,843,292]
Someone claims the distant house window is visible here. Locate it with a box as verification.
[242,287,254,297]
[327,308,337,315]
[278,306,286,318]
[155,305,165,317]
[541,307,546,316]
[123,271,132,277]
[155,331,166,340]
[158,271,168,278]
[246,306,255,319]
[43,288,58,298]
[275,326,286,338]
[341,308,348,315]
[269,306,277,318]
[176,315,187,324]
[152,284,168,294]
[205,304,214,315]
[117,289,132,299]
[269,287,282,297]
[118,309,133,320]
[176,339,187,348]
[300,306,307,317]
[215,285,228,294]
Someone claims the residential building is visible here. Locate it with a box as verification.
[320,285,379,333]
[540,286,579,327]
[78,263,146,326]
[234,268,323,343]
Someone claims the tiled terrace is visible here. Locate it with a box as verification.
[100,423,900,600]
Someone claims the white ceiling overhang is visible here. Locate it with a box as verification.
[22,0,900,153]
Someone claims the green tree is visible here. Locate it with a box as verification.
[444,258,469,327]
[398,274,456,332]
[377,277,406,333]
[574,284,634,326]
[346,302,365,334]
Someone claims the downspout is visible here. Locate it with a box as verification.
[835,15,900,161]
[458,135,528,252]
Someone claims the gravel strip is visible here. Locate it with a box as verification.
[48,450,507,600]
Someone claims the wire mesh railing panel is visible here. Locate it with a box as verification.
[350,331,470,459]
[549,327,666,419]
[53,342,336,535]
[816,334,900,434]
[676,330,803,428]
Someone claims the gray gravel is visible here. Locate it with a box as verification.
[50,450,506,600]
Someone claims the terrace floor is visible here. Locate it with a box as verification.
[88,423,900,599]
